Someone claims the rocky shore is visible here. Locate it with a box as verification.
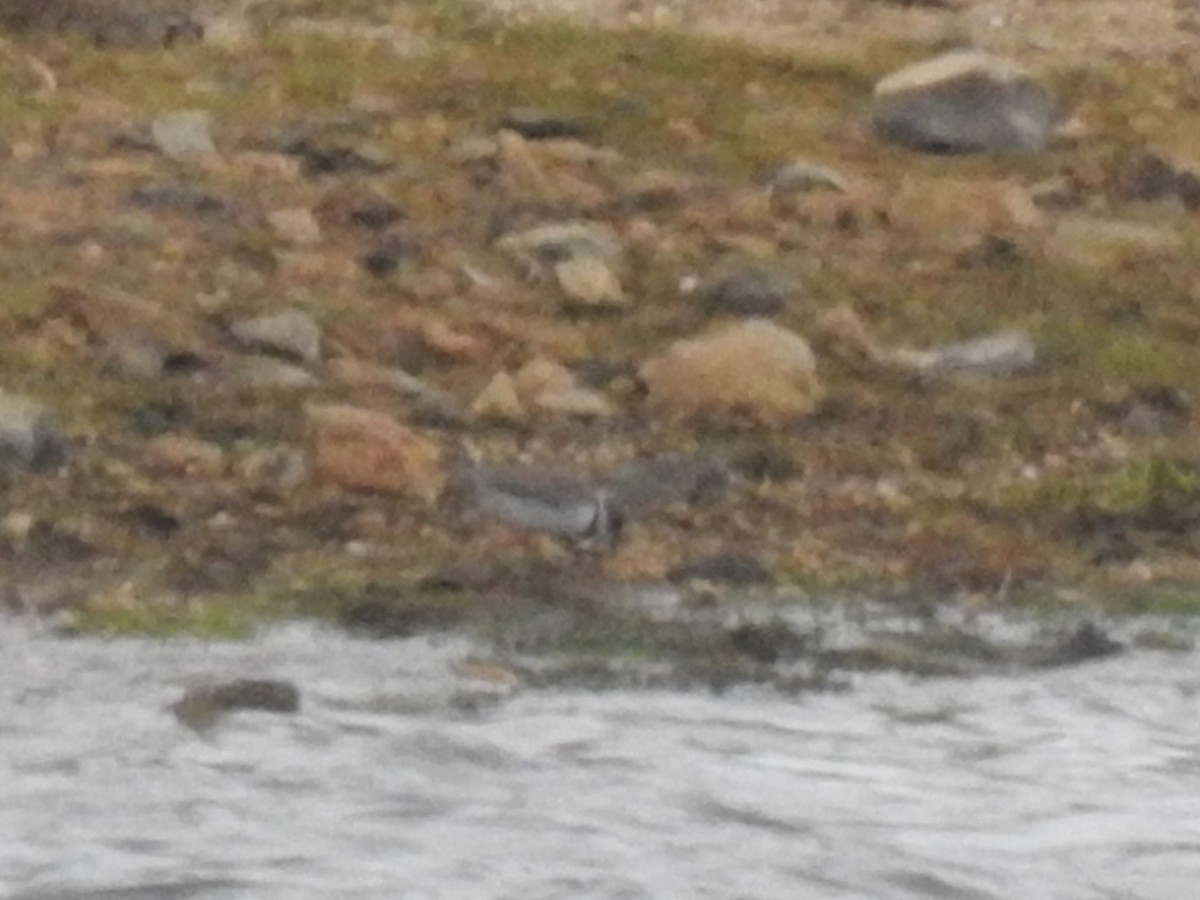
[2,0,1200,680]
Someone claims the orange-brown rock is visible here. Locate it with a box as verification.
[470,371,525,423]
[640,320,821,425]
[887,176,1044,242]
[514,357,615,417]
[143,435,226,477]
[306,404,444,501]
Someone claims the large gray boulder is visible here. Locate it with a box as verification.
[873,51,1061,155]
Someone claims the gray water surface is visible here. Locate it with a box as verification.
[3,618,1199,900]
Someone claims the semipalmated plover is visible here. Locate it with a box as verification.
[454,464,624,550]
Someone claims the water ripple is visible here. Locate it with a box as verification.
[3,618,1200,899]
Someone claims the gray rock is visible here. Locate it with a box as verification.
[151,110,216,161]
[873,51,1061,155]
[231,308,322,363]
[232,356,320,389]
[923,330,1037,376]
[101,333,167,380]
[695,259,802,318]
[128,183,235,219]
[765,158,849,193]
[0,391,70,470]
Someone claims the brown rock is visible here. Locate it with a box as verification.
[1043,216,1184,268]
[534,386,616,418]
[512,357,577,405]
[143,435,225,477]
[554,254,627,309]
[640,320,821,425]
[267,208,322,246]
[888,176,1044,240]
[307,404,444,500]
[514,357,615,417]
[470,372,526,423]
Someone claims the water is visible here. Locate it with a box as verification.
[3,617,1200,899]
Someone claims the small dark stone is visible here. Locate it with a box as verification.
[570,358,630,390]
[121,503,181,538]
[126,402,188,437]
[1177,171,1200,210]
[1115,153,1180,204]
[956,234,1024,269]
[280,137,390,177]
[349,199,403,231]
[500,108,588,141]
[696,261,801,318]
[19,521,95,564]
[669,553,775,586]
[730,444,800,482]
[128,184,235,219]
[162,350,209,375]
[362,238,407,277]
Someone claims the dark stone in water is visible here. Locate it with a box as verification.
[173,678,300,729]
[1036,622,1124,668]
[725,620,809,664]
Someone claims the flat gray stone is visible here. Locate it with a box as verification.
[765,158,849,193]
[924,330,1037,376]
[231,308,322,363]
[101,333,167,380]
[152,110,216,160]
[232,356,320,389]
[873,51,1061,155]
[0,391,69,469]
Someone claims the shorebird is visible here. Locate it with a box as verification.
[452,463,624,551]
